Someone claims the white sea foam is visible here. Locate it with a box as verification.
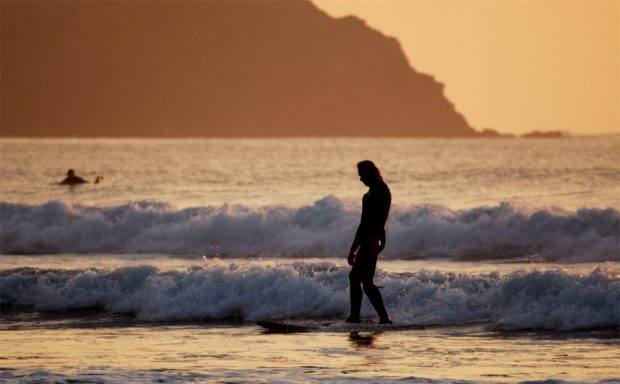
[1,261,618,331]
[1,198,618,262]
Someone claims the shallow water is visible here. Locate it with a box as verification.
[1,317,618,383]
[1,254,613,273]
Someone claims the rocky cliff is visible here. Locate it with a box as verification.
[2,1,481,137]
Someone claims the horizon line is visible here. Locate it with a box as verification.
[1,133,619,140]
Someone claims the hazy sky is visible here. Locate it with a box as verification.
[314,0,619,135]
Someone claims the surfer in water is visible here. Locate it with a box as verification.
[347,160,392,324]
[60,169,103,185]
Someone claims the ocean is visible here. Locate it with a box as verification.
[1,137,619,383]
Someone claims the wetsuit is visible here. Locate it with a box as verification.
[348,180,391,322]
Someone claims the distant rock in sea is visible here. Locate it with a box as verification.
[3,1,489,137]
[478,128,515,138]
[521,131,568,138]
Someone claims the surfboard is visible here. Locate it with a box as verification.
[257,320,322,333]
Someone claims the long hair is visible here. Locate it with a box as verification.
[357,160,383,182]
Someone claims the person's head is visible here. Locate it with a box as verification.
[67,169,75,177]
[357,160,383,186]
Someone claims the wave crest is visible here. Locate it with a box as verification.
[1,197,618,262]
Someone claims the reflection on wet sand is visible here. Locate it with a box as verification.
[348,331,378,348]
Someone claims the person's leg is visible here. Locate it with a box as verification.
[347,264,363,323]
[362,278,390,323]
[359,240,391,323]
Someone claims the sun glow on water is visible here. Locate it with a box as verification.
[2,322,618,383]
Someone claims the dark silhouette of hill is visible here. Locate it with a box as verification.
[2,1,485,137]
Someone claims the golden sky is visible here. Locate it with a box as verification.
[314,0,619,136]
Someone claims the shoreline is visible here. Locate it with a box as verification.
[2,306,619,340]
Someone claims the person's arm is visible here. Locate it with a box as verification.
[378,228,386,253]
[348,224,363,265]
[377,186,391,253]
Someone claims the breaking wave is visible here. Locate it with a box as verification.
[1,197,619,262]
[1,262,618,331]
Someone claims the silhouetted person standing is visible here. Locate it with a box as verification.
[347,160,392,324]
